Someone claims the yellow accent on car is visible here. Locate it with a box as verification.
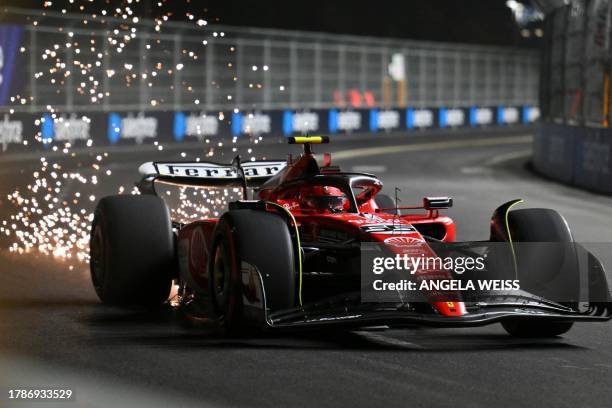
[505,199,524,279]
[288,136,329,144]
[266,201,303,307]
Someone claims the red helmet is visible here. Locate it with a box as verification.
[299,186,348,212]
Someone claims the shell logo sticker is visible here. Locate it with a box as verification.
[384,236,423,247]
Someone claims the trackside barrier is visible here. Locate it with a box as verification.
[534,123,612,194]
[0,106,539,154]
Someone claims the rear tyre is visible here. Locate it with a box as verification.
[90,195,174,306]
[501,208,575,337]
[209,209,296,332]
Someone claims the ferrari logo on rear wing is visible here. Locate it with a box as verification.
[152,161,286,179]
[137,159,287,197]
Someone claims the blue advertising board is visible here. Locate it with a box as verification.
[0,105,538,154]
[0,25,24,107]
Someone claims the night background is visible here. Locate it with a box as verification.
[2,0,534,46]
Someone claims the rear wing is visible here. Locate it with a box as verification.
[137,157,286,197]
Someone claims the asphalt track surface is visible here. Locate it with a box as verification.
[1,128,612,408]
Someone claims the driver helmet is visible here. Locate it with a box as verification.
[299,185,348,212]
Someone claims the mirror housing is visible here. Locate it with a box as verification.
[423,196,453,209]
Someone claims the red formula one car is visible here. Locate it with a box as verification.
[89,136,611,337]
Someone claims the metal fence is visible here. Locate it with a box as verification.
[2,7,540,114]
[534,0,612,195]
[540,0,612,126]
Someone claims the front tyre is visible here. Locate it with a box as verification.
[501,208,575,337]
[90,195,174,306]
[501,320,573,338]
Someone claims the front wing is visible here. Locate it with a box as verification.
[242,268,612,331]
[266,300,611,330]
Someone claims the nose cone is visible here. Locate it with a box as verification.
[433,301,467,316]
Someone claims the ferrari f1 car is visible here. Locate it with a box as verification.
[89,136,611,337]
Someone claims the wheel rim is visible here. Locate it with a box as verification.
[213,242,230,310]
[90,225,105,290]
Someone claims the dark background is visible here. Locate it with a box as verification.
[2,0,531,46]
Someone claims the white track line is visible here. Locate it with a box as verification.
[483,149,532,166]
